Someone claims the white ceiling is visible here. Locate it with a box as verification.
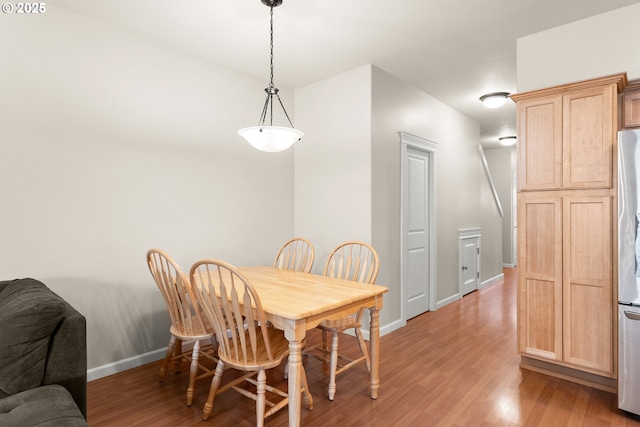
[49,0,640,148]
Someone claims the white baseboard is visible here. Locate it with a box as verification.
[87,348,167,382]
[436,293,460,310]
[480,272,504,289]
[359,317,404,341]
[381,318,404,335]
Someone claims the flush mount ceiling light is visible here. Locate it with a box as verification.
[479,92,510,109]
[499,136,517,146]
[238,0,303,153]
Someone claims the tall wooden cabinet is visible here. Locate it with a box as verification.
[512,73,627,390]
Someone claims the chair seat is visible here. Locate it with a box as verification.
[170,315,213,341]
[221,327,289,371]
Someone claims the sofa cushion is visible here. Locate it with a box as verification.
[0,279,66,396]
[0,384,87,427]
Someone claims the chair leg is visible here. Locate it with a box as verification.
[354,327,371,372]
[328,331,339,401]
[202,360,225,421]
[301,365,314,411]
[159,335,177,381]
[256,370,267,427]
[173,338,183,372]
[186,340,201,406]
[322,329,329,362]
[284,357,288,379]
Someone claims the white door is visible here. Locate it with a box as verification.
[404,146,430,319]
[459,236,480,296]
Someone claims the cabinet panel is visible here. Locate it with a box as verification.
[623,89,640,129]
[563,85,614,189]
[563,195,613,374]
[522,279,561,360]
[518,194,562,360]
[517,96,562,191]
[524,200,559,275]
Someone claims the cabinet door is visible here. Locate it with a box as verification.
[517,96,563,191]
[518,193,563,360]
[563,85,614,189]
[623,89,640,129]
[563,195,613,375]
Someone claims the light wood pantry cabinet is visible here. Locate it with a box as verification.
[513,73,626,392]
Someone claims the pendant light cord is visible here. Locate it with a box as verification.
[269,5,274,91]
[268,5,274,125]
[257,1,295,129]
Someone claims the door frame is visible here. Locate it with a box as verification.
[400,131,438,325]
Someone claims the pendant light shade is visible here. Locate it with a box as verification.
[239,0,302,153]
[239,125,304,153]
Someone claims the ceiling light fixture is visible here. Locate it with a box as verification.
[238,0,303,153]
[499,136,517,146]
[479,92,510,109]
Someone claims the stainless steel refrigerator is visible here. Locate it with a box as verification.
[618,128,640,416]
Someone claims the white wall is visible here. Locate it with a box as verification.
[476,153,505,284]
[517,3,640,91]
[484,147,516,267]
[295,64,504,330]
[0,6,295,371]
[294,66,373,270]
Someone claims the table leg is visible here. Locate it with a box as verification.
[285,327,304,427]
[369,306,380,399]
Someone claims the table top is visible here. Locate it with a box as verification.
[236,266,388,321]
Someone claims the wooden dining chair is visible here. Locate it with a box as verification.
[305,241,380,400]
[190,259,313,426]
[273,237,315,273]
[146,249,217,406]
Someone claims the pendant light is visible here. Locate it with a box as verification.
[238,0,303,153]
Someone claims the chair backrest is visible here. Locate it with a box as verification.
[190,259,276,365]
[323,241,380,284]
[273,237,315,273]
[146,248,206,336]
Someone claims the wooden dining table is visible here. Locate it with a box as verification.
[235,266,388,427]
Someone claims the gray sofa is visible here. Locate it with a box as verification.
[0,278,88,427]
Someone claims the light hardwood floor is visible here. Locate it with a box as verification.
[87,268,640,426]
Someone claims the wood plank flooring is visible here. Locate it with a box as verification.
[87,268,640,426]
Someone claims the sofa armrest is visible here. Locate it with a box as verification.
[42,301,87,418]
